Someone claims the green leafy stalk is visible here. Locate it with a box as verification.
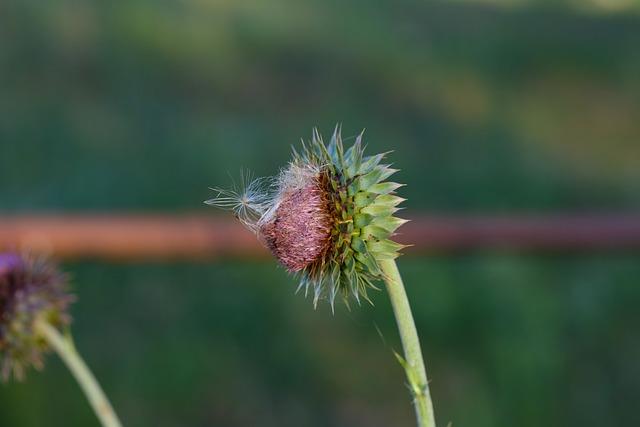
[36,320,123,427]
[379,259,436,427]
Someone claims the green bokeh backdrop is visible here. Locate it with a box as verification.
[1,1,639,426]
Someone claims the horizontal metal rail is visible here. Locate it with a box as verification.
[0,214,639,260]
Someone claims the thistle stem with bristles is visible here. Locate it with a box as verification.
[35,320,123,427]
[379,259,436,427]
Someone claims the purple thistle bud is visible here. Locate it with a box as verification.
[0,252,73,381]
[207,126,407,308]
[259,175,333,272]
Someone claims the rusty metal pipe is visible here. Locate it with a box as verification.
[0,214,639,261]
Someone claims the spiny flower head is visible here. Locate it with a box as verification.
[0,252,73,380]
[206,126,408,308]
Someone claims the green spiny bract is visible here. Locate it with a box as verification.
[206,126,408,308]
[293,127,408,307]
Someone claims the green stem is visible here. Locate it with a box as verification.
[36,321,123,427]
[379,258,436,427]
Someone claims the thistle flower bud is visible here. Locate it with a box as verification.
[0,252,73,380]
[206,126,408,308]
[259,169,333,272]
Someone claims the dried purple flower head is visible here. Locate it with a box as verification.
[258,164,333,272]
[0,252,73,380]
[207,126,407,308]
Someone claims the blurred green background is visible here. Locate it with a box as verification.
[1,0,639,426]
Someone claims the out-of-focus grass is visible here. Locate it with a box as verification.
[0,257,638,427]
[1,1,639,212]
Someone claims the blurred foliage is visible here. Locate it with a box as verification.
[0,0,639,426]
[0,258,638,427]
[1,0,639,212]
